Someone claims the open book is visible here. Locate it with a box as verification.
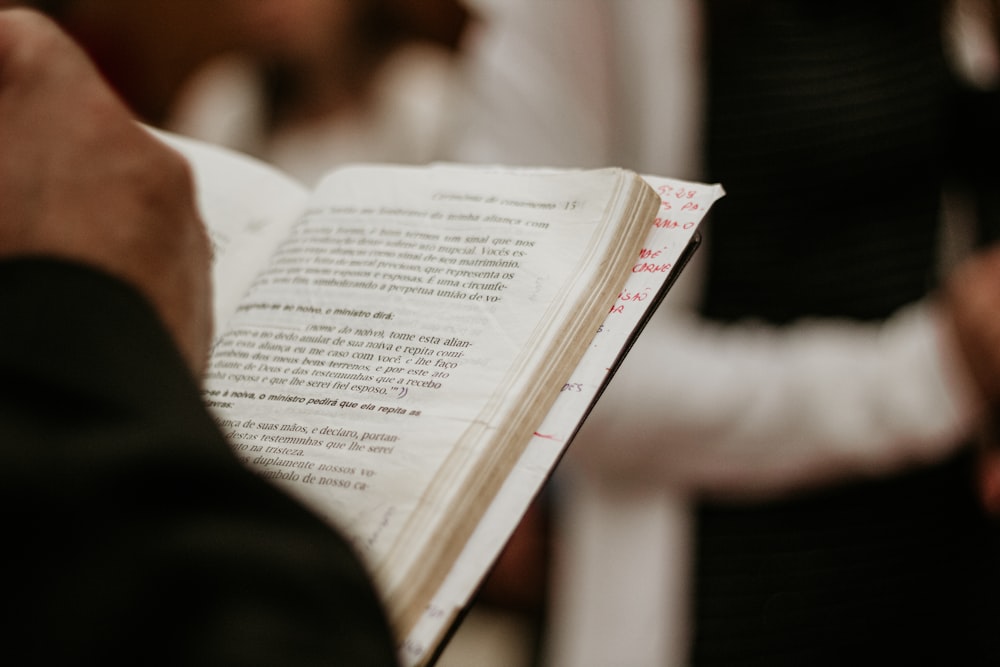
[160,132,723,666]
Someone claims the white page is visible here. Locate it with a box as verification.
[199,163,649,601]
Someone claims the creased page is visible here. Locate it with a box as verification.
[201,163,653,632]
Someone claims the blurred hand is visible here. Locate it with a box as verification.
[978,447,1000,515]
[942,243,1000,514]
[0,8,212,376]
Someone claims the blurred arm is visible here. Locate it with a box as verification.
[572,278,982,499]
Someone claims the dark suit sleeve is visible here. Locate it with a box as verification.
[0,259,398,666]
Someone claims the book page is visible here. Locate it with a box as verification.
[152,130,309,331]
[201,163,657,629]
[400,176,724,665]
[161,129,720,664]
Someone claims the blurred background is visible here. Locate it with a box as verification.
[8,1,1000,666]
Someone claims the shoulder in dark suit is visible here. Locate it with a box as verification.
[0,259,399,666]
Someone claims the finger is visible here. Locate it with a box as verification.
[0,9,79,87]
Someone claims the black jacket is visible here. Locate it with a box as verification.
[1,259,397,666]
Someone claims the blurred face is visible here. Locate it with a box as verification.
[14,0,244,121]
[233,0,357,64]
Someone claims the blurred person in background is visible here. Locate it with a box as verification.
[9,0,244,125]
[10,0,470,187]
[443,1,1000,665]
[167,0,470,186]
